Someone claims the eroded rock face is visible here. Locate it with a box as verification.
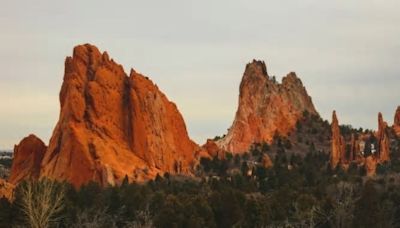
[9,135,47,184]
[377,113,390,162]
[203,139,224,158]
[394,106,400,137]
[217,60,317,153]
[330,111,345,169]
[365,156,377,177]
[0,179,14,200]
[37,44,200,187]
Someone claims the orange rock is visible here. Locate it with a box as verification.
[376,112,390,162]
[365,156,377,177]
[32,44,200,187]
[394,106,400,137]
[217,60,318,153]
[330,111,345,169]
[203,139,224,158]
[261,154,273,169]
[9,134,46,185]
[0,179,14,200]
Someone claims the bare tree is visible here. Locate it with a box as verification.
[18,179,65,228]
[125,208,154,228]
[320,182,359,228]
[73,207,117,228]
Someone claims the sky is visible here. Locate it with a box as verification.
[0,0,399,149]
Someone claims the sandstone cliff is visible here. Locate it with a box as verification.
[12,44,201,187]
[9,134,46,184]
[217,60,317,153]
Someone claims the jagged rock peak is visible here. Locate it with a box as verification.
[216,60,318,153]
[245,59,268,77]
[14,43,202,188]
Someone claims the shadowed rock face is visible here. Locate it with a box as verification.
[9,134,46,184]
[12,44,201,188]
[217,60,318,154]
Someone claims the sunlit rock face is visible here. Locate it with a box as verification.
[217,60,318,154]
[9,134,46,185]
[330,111,345,169]
[377,112,390,162]
[0,178,14,200]
[329,111,391,175]
[12,44,202,188]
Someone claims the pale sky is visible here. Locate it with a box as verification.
[0,0,399,149]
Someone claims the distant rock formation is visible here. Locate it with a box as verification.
[330,111,345,169]
[330,111,391,175]
[217,60,317,154]
[11,44,202,187]
[394,106,400,137]
[9,135,46,184]
[377,113,390,162]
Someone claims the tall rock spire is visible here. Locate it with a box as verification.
[377,112,390,162]
[217,60,318,153]
[330,111,345,169]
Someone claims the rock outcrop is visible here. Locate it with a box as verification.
[203,139,224,158]
[12,44,201,188]
[330,111,345,169]
[9,135,47,184]
[0,179,14,200]
[377,113,390,162]
[394,106,400,137]
[330,111,391,175]
[217,60,318,153]
[365,156,378,177]
[261,154,273,169]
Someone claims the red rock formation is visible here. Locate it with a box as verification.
[377,112,390,162]
[34,44,200,187]
[365,156,377,177]
[330,111,345,169]
[394,106,400,137]
[203,139,224,158]
[0,179,14,200]
[217,60,318,153]
[261,154,273,169]
[9,134,47,184]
